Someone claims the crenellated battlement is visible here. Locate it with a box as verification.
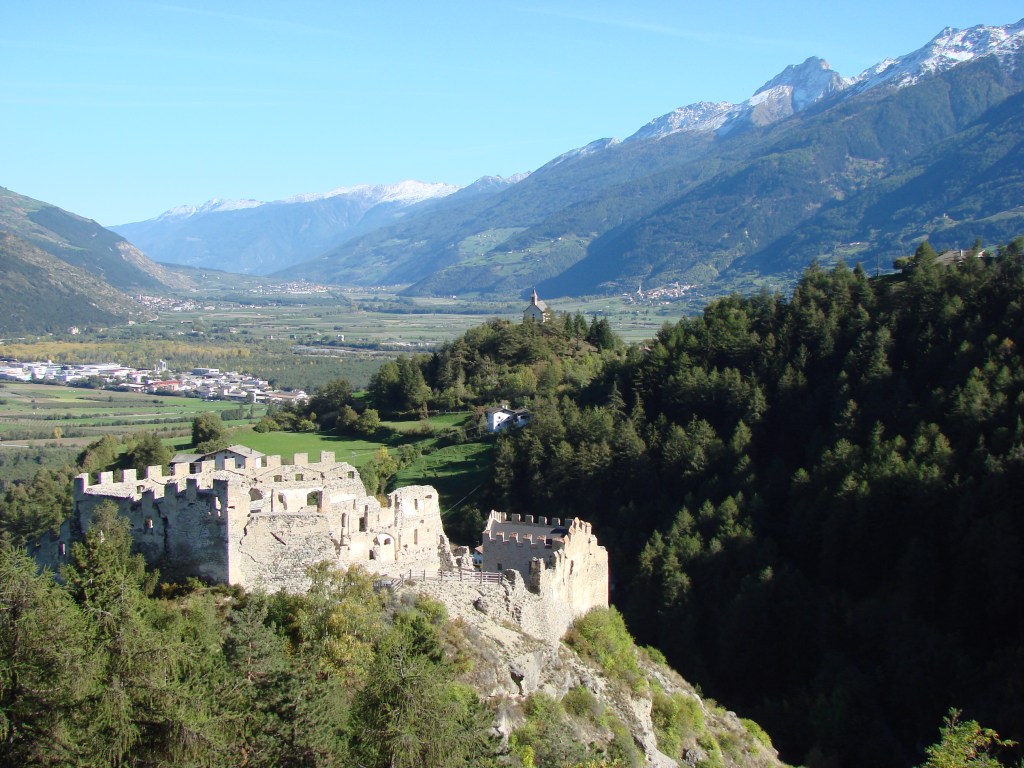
[482,529,562,552]
[485,510,567,528]
[44,450,449,594]
[478,507,609,641]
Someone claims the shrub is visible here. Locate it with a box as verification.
[697,734,724,768]
[513,692,588,768]
[565,607,646,692]
[606,714,644,767]
[563,685,603,724]
[640,645,668,667]
[740,718,773,751]
[652,691,705,758]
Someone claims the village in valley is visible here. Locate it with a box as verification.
[0,359,309,404]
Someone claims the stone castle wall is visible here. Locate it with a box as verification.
[32,453,609,646]
[34,451,451,593]
[479,511,609,641]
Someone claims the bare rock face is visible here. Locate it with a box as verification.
[403,573,789,768]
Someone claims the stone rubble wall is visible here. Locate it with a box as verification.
[32,451,450,593]
[480,511,609,638]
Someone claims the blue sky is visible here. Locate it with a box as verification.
[1,1,1019,225]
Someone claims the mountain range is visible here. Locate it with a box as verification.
[109,180,496,275]
[23,18,1024,302]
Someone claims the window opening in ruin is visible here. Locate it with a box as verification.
[347,471,355,479]
[58,542,66,556]
[144,517,154,531]
[295,474,304,481]
[274,474,283,482]
[359,515,367,532]
[414,498,419,510]
[497,563,503,571]
[306,491,319,508]
[369,550,376,560]
[414,529,419,545]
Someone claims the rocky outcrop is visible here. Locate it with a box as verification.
[405,574,788,768]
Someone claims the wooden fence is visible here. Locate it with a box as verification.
[374,568,505,591]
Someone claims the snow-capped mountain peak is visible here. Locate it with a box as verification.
[626,102,736,142]
[852,18,1024,92]
[625,57,848,143]
[625,18,1024,145]
[752,56,848,111]
[149,180,460,223]
[280,180,461,206]
[155,198,264,221]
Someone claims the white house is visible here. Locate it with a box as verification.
[486,406,532,433]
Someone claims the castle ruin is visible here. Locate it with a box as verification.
[480,510,608,624]
[34,450,450,593]
[33,451,610,644]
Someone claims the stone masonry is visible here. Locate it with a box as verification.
[34,451,451,593]
[474,510,609,641]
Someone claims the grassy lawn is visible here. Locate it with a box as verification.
[184,427,393,469]
[379,411,475,433]
[393,441,493,515]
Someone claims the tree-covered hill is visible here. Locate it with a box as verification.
[490,243,1024,767]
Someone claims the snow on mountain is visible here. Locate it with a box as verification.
[625,56,848,143]
[753,56,849,111]
[543,138,621,169]
[156,198,264,221]
[280,180,461,206]
[627,101,736,142]
[625,18,1024,145]
[851,18,1024,93]
[148,180,460,223]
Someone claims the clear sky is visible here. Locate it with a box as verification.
[1,1,1019,226]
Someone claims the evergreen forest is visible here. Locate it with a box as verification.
[482,242,1024,767]
[6,242,1024,766]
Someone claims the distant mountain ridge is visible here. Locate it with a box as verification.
[111,179,515,275]
[111,18,1024,296]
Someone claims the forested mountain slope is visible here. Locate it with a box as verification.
[483,244,1024,767]
[282,23,1024,297]
[0,231,140,333]
[0,187,189,291]
[541,51,1024,295]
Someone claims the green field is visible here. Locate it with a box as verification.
[215,427,390,469]
[0,382,257,444]
[394,441,493,516]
